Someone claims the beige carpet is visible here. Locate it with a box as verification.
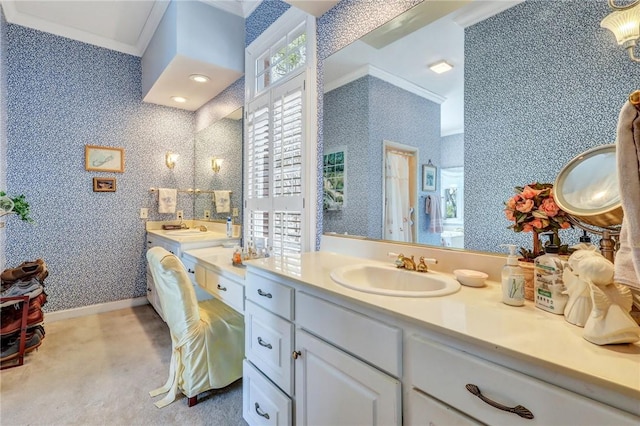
[0,304,246,425]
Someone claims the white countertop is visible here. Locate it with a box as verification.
[244,251,640,404]
[183,246,246,280]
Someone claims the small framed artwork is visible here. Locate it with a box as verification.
[85,145,124,173]
[422,164,437,191]
[93,177,116,192]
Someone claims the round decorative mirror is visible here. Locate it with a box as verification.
[554,144,622,228]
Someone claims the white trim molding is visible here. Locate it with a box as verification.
[45,297,150,323]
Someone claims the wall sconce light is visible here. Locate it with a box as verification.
[211,157,223,173]
[601,0,640,62]
[165,152,179,169]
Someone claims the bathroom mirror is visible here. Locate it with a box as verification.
[193,107,243,223]
[321,0,636,254]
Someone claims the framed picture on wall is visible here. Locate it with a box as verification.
[93,177,116,192]
[422,164,437,191]
[85,145,124,173]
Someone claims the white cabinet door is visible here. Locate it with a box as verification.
[294,329,401,426]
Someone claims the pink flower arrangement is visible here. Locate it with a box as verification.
[504,183,571,235]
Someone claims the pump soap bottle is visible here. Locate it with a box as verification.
[534,233,568,314]
[500,244,525,306]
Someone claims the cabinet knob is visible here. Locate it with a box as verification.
[292,350,301,360]
[254,402,270,419]
[217,284,227,291]
[465,384,534,419]
[257,289,272,298]
[147,288,151,292]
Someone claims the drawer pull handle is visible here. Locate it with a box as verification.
[292,350,301,359]
[254,402,270,419]
[257,289,272,298]
[465,384,534,420]
[187,269,195,274]
[257,337,272,349]
[217,284,227,291]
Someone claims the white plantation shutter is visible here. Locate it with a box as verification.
[245,74,306,256]
[245,10,316,255]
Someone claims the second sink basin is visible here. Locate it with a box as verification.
[330,264,461,297]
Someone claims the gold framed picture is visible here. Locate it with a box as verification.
[85,145,124,173]
[93,177,116,192]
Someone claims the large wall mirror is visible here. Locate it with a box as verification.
[322,0,637,255]
[194,107,243,224]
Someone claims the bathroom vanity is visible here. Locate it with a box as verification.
[241,237,640,425]
[145,221,239,319]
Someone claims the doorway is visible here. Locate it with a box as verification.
[382,141,418,243]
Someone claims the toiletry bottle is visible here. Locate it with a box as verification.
[226,216,233,238]
[534,233,568,314]
[500,244,525,306]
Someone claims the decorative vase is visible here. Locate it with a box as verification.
[519,261,535,301]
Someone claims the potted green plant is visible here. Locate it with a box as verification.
[0,191,34,223]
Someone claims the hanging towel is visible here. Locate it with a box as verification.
[614,96,640,290]
[427,195,443,233]
[158,188,177,214]
[213,190,231,213]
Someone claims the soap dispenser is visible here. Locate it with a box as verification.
[534,232,568,314]
[500,244,525,306]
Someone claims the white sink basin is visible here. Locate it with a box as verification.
[330,264,461,297]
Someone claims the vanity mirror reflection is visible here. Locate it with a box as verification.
[321,0,638,255]
[193,107,243,224]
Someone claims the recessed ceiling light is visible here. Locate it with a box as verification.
[189,74,210,83]
[429,61,453,74]
[171,96,187,103]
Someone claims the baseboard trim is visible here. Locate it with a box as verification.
[45,297,149,323]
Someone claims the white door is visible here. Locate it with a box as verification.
[294,329,401,426]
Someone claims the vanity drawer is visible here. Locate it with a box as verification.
[407,335,638,425]
[180,257,198,285]
[205,269,244,313]
[245,300,294,395]
[243,360,292,426]
[246,271,294,320]
[408,388,480,426]
[296,291,401,377]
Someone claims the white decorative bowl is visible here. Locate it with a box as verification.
[453,269,488,287]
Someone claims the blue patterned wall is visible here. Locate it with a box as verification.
[441,133,463,169]
[465,0,639,254]
[195,76,244,132]
[5,24,194,312]
[0,10,6,271]
[246,0,291,47]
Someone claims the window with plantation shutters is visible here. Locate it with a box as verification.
[245,10,316,256]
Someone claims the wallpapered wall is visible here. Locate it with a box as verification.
[465,0,640,253]
[5,24,195,312]
[323,75,441,245]
[0,11,7,271]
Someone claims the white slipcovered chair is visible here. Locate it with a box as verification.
[146,247,244,408]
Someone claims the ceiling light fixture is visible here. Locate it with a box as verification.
[428,60,453,74]
[189,74,210,83]
[171,96,187,103]
[601,0,640,62]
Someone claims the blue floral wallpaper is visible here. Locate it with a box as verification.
[0,10,7,271]
[246,0,291,47]
[4,24,194,312]
[465,0,639,253]
[195,76,244,133]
